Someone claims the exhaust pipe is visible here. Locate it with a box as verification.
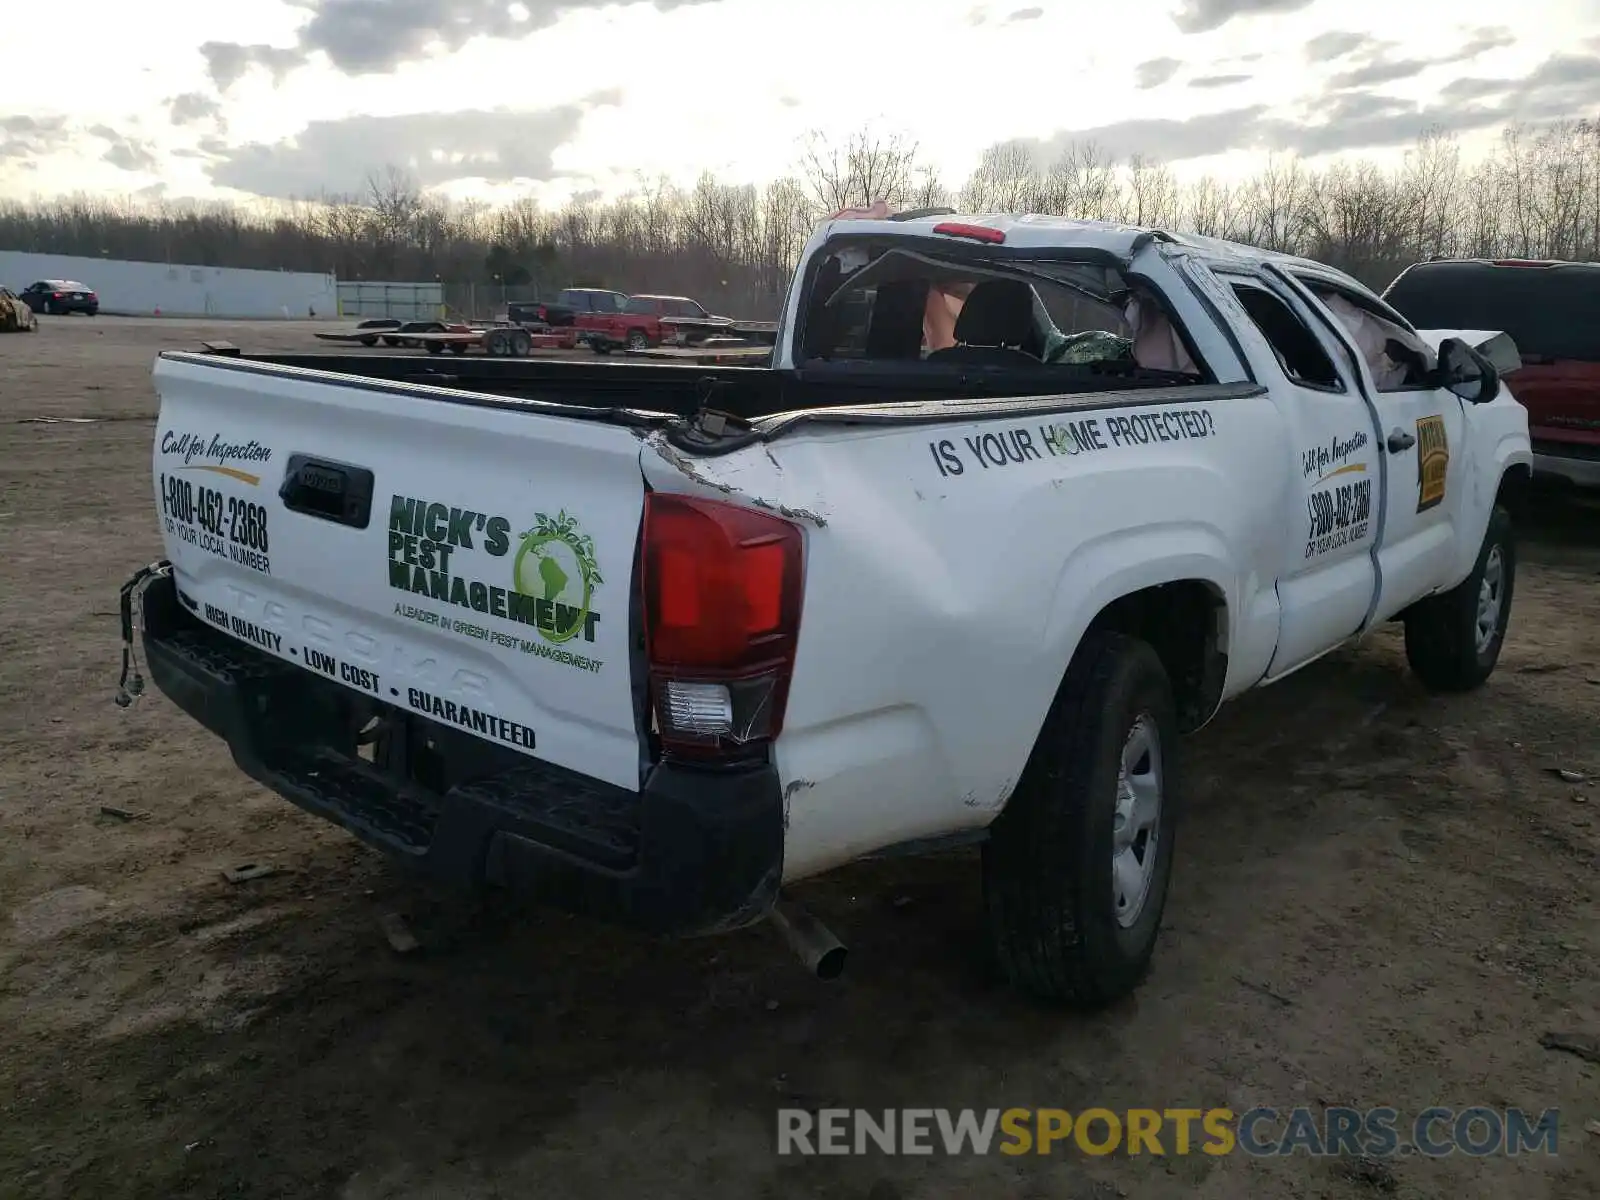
[769,894,847,980]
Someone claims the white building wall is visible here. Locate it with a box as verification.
[0,251,337,318]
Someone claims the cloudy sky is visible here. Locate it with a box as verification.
[3,0,1599,208]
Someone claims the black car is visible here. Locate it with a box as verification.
[19,279,99,315]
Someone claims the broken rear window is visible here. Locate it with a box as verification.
[797,238,1205,382]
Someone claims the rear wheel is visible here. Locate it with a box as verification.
[1403,504,1515,691]
[982,632,1180,1008]
[626,328,650,351]
[510,329,533,357]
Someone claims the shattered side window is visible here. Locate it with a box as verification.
[1310,285,1436,392]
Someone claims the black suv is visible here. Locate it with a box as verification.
[20,279,99,315]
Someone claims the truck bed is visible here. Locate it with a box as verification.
[186,349,1226,427]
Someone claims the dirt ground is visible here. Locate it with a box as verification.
[0,315,1596,1200]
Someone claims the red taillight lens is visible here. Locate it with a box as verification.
[642,491,804,758]
[52,292,62,299]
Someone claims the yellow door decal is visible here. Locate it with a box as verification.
[1416,414,1449,513]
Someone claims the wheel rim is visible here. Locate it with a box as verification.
[1475,545,1505,655]
[628,332,647,350]
[1112,713,1163,929]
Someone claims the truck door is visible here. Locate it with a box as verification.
[1218,272,1383,676]
[1281,275,1470,622]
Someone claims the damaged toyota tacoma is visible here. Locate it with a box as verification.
[118,212,1531,1007]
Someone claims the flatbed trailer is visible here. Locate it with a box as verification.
[315,323,579,356]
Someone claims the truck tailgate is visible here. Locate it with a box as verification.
[151,354,646,792]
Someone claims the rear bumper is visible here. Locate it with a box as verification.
[1532,441,1600,489]
[132,568,783,935]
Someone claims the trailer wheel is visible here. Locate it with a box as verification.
[449,341,469,354]
[510,329,533,357]
[359,335,378,346]
[382,336,400,347]
[425,341,444,355]
[484,329,508,356]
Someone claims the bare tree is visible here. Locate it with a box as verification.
[799,127,922,215]
[6,125,1600,319]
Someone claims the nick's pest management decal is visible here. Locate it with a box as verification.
[157,429,273,575]
[927,406,1218,476]
[387,494,606,674]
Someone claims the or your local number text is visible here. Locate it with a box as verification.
[161,473,270,552]
[160,473,272,574]
[1305,477,1371,559]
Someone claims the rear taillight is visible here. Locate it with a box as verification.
[642,492,804,761]
[52,292,61,300]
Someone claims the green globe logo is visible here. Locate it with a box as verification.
[510,510,602,644]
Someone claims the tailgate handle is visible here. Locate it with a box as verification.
[279,454,375,529]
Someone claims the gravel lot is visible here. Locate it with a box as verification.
[1,315,1597,1200]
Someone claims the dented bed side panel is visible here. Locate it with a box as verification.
[641,386,1286,883]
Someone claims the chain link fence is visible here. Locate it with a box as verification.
[336,280,445,321]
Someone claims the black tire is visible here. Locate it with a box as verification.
[510,329,533,357]
[591,340,612,355]
[381,336,401,347]
[1403,504,1515,692]
[360,335,378,346]
[425,341,444,355]
[982,632,1180,1008]
[449,341,469,354]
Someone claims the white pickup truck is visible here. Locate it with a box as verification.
[119,212,1531,1007]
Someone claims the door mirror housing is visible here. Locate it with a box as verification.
[1435,336,1500,403]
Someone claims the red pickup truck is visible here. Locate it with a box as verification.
[1384,258,1600,490]
[578,293,742,353]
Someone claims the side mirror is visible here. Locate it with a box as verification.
[1435,336,1500,404]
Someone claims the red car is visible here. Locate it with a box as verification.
[1384,258,1600,490]
[580,293,734,354]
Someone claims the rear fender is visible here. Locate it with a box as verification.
[1042,525,1237,723]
